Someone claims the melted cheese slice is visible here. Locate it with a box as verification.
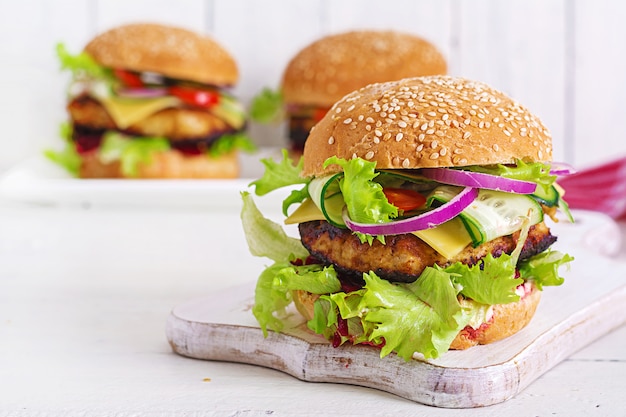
[99,96,181,129]
[413,218,472,259]
[285,198,324,224]
[285,199,472,259]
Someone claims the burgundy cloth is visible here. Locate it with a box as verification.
[559,156,626,219]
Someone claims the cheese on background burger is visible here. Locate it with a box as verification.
[250,30,447,157]
[47,23,254,179]
[242,75,575,360]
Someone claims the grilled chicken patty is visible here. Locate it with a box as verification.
[299,220,557,283]
[68,96,233,140]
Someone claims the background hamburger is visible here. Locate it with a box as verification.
[47,23,254,179]
[242,75,574,360]
[251,30,447,157]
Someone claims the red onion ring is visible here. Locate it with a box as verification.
[116,87,168,98]
[421,168,537,194]
[342,187,478,235]
[549,162,577,176]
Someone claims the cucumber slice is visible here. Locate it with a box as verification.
[428,186,544,246]
[308,173,346,228]
[531,184,559,207]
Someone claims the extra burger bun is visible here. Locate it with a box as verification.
[281,31,447,108]
[302,75,553,177]
[79,150,239,179]
[84,23,238,86]
[292,283,542,351]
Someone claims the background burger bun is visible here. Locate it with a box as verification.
[79,150,239,179]
[281,30,447,108]
[302,75,553,177]
[84,23,239,86]
[292,283,542,351]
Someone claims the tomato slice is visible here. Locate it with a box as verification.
[383,188,427,212]
[114,69,144,88]
[169,86,220,108]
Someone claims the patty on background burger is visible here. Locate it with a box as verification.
[47,23,255,179]
[241,75,575,360]
[250,30,447,157]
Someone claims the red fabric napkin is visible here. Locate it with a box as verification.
[558,156,626,219]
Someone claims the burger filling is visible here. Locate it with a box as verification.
[47,43,255,177]
[286,104,330,154]
[242,152,574,360]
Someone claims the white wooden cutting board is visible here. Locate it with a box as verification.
[166,211,626,408]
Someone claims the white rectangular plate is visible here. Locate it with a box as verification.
[0,148,283,208]
[166,210,626,408]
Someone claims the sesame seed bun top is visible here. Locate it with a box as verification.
[301,75,553,177]
[281,30,447,108]
[84,23,238,86]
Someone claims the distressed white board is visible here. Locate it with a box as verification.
[166,210,626,408]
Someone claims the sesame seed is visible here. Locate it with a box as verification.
[365,151,375,160]
[492,144,499,151]
[430,152,440,160]
[420,123,428,131]
[358,115,364,121]
[373,137,380,144]
[435,130,445,137]
[396,133,404,141]
[464,119,471,125]
[431,140,438,148]
[427,111,437,117]
[335,107,342,113]
[426,129,435,135]
[347,105,355,111]
[375,129,382,137]
[418,133,426,141]
[402,158,410,168]
[328,136,335,144]
[343,118,352,124]
[384,133,391,141]
[388,113,396,119]
[365,125,372,131]
[366,117,375,123]
[398,120,407,128]
[440,148,447,156]
[463,131,472,139]
[503,130,511,137]
[416,144,424,152]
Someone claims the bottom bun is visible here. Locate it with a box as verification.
[292,282,541,352]
[79,150,239,179]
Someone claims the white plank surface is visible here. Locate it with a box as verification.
[0,200,625,416]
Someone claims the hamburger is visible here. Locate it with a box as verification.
[47,23,254,179]
[251,30,447,157]
[242,75,575,360]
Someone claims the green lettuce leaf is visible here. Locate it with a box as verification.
[98,132,169,177]
[207,131,257,158]
[250,149,308,195]
[44,122,81,177]
[250,88,284,124]
[324,156,398,225]
[312,270,474,360]
[252,262,295,336]
[519,249,573,290]
[240,191,309,262]
[56,42,112,80]
[465,159,556,194]
[445,254,523,305]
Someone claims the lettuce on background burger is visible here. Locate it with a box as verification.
[47,23,254,179]
[242,75,574,360]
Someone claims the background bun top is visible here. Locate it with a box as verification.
[281,30,447,107]
[302,75,553,177]
[84,23,239,86]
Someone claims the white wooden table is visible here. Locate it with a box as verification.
[1,195,625,416]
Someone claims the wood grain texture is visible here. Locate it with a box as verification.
[166,211,626,408]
